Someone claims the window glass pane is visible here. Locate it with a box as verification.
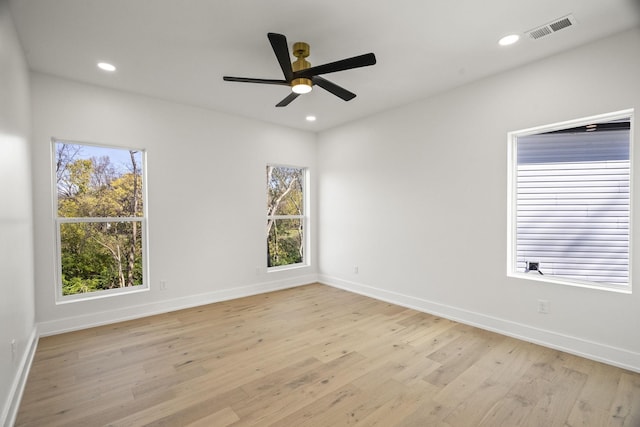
[267,218,303,267]
[56,143,143,218]
[267,166,304,216]
[514,117,631,287]
[60,221,143,295]
[518,127,629,164]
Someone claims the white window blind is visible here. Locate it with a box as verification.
[516,129,630,286]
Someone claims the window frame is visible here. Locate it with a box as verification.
[507,109,634,293]
[52,138,150,303]
[266,164,309,271]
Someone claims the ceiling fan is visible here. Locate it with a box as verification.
[223,33,376,107]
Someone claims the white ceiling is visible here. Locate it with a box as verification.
[9,0,640,131]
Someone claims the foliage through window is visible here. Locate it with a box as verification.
[508,111,632,291]
[267,165,306,268]
[54,140,147,299]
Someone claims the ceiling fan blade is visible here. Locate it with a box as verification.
[276,92,300,107]
[223,76,289,86]
[268,32,294,82]
[312,76,356,101]
[295,53,376,78]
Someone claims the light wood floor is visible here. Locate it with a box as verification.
[16,284,640,426]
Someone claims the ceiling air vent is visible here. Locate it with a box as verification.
[526,14,577,40]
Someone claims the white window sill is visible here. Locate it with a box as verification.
[267,263,309,273]
[509,272,631,294]
[56,284,149,304]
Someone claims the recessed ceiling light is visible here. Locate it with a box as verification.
[306,115,316,122]
[498,34,520,46]
[97,62,116,72]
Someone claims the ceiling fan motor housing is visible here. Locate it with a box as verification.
[292,42,312,89]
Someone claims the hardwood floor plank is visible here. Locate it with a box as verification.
[331,379,410,425]
[16,387,135,427]
[230,352,368,426]
[608,371,640,426]
[477,351,587,426]
[184,407,239,427]
[437,339,544,409]
[267,383,363,427]
[44,390,177,427]
[15,284,640,426]
[108,385,247,426]
[392,395,455,427]
[522,366,587,427]
[355,383,438,427]
[425,327,506,387]
[565,359,622,426]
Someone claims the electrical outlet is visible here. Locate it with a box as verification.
[256,266,262,276]
[11,339,17,361]
[353,265,359,274]
[537,299,550,314]
[160,280,167,290]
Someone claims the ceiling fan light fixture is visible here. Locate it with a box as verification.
[292,78,312,94]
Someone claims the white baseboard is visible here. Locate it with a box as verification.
[318,274,640,374]
[2,326,38,427]
[38,274,318,337]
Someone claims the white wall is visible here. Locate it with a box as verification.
[318,28,640,372]
[19,14,640,395]
[0,1,36,424]
[30,73,318,334]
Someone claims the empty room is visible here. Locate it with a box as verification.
[2,0,640,425]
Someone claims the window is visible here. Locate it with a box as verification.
[267,165,307,269]
[53,140,148,301]
[508,110,633,291]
